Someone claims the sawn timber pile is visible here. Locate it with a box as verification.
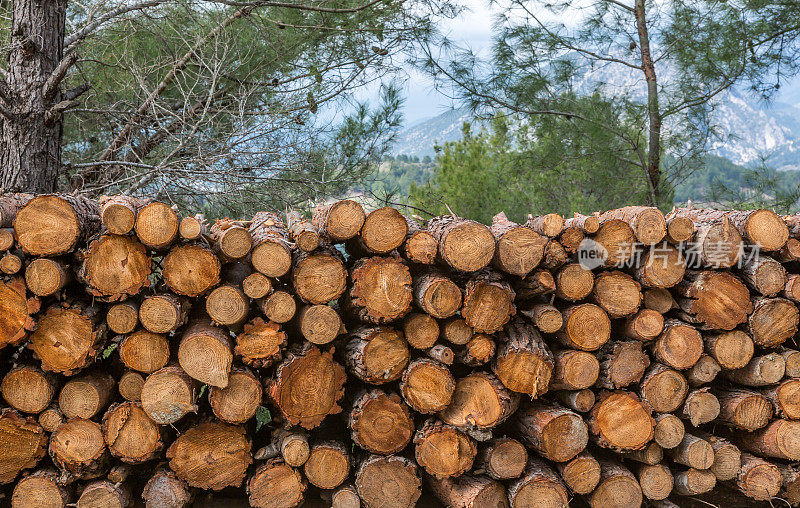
[0,194,799,507]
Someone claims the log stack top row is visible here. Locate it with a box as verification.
[0,193,799,507]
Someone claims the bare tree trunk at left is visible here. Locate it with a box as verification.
[1,0,68,193]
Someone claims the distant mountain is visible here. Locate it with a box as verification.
[391,108,475,158]
[392,82,800,171]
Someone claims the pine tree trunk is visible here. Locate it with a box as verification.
[1,0,67,192]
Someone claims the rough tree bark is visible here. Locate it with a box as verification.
[1,0,76,192]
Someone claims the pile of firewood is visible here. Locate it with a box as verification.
[0,194,799,507]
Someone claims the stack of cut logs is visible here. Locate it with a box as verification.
[1,194,800,508]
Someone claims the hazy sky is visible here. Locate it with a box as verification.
[400,0,495,124]
[395,0,800,126]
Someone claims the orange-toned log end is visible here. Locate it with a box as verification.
[736,419,800,460]
[403,312,439,349]
[736,453,782,501]
[590,460,643,508]
[119,330,169,374]
[118,371,145,402]
[476,438,528,481]
[676,270,752,331]
[102,401,162,464]
[1,365,55,414]
[297,304,342,345]
[355,455,421,508]
[589,391,654,451]
[312,200,366,242]
[178,215,205,240]
[258,290,297,324]
[653,319,703,370]
[211,224,253,260]
[163,244,220,297]
[404,229,438,265]
[37,406,64,433]
[414,419,476,478]
[705,330,754,370]
[286,211,320,253]
[209,367,262,425]
[716,388,773,431]
[427,473,510,508]
[673,468,717,496]
[0,410,48,484]
[100,195,143,235]
[242,272,273,299]
[462,270,516,333]
[344,326,410,384]
[593,219,636,267]
[0,277,38,349]
[267,344,346,430]
[247,459,306,508]
[15,194,99,256]
[557,451,601,495]
[493,319,553,396]
[507,458,568,507]
[748,297,799,348]
[637,464,673,501]
[303,441,350,490]
[250,234,292,279]
[595,341,649,390]
[439,372,520,432]
[177,321,233,388]
[166,421,251,490]
[138,293,188,334]
[522,304,563,334]
[359,206,408,254]
[556,389,597,413]
[206,284,249,326]
[765,379,800,420]
[745,208,790,251]
[292,250,347,305]
[554,263,594,302]
[429,216,496,272]
[667,216,695,243]
[58,372,114,419]
[80,234,151,301]
[49,418,109,480]
[593,270,642,318]
[527,213,565,238]
[11,469,71,508]
[135,201,179,249]
[413,271,462,319]
[235,318,287,368]
[25,258,70,297]
[653,413,685,450]
[349,390,414,455]
[348,256,412,324]
[515,401,588,462]
[640,364,688,413]
[490,217,547,276]
[106,301,139,335]
[400,358,455,414]
[457,333,495,366]
[77,480,131,508]
[636,243,686,288]
[556,303,611,351]
[29,304,104,375]
[140,365,197,425]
